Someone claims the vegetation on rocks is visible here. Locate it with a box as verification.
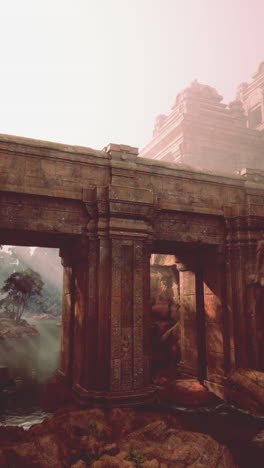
[0,246,62,317]
[227,369,264,414]
[0,313,38,340]
[0,407,241,468]
[0,269,43,323]
[124,449,148,467]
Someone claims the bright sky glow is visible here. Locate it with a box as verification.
[0,0,263,150]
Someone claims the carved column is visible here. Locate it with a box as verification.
[109,238,152,396]
[69,177,155,406]
[225,208,264,372]
[69,236,154,406]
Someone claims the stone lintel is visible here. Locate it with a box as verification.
[108,184,153,204]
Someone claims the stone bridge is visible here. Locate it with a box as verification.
[0,134,264,405]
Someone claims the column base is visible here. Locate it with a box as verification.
[73,384,157,408]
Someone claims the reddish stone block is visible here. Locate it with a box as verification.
[204,295,222,322]
[180,271,196,295]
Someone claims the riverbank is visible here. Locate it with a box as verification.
[0,402,264,468]
[0,316,61,396]
[0,314,38,340]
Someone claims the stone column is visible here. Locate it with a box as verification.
[57,247,75,384]
[202,248,227,397]
[225,207,264,372]
[56,144,156,406]
[225,212,259,371]
[247,283,264,370]
[61,236,112,396]
[225,240,249,369]
[67,174,155,405]
[109,238,152,396]
[176,255,202,379]
[70,236,154,406]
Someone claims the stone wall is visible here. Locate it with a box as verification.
[1,135,264,404]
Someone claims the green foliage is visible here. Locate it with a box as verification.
[0,268,44,322]
[125,449,148,467]
[0,246,62,317]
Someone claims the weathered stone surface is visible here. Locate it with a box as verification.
[157,378,220,407]
[1,133,264,405]
[71,460,87,468]
[226,368,264,414]
[120,420,237,468]
[0,408,238,468]
[91,453,133,467]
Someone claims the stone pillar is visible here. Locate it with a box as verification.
[70,236,154,406]
[67,172,155,405]
[176,255,203,379]
[57,247,75,384]
[56,144,155,407]
[247,284,264,370]
[71,238,100,393]
[225,240,248,369]
[224,244,236,373]
[225,206,264,372]
[109,238,152,395]
[202,248,227,397]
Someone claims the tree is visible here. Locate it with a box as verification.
[0,268,44,322]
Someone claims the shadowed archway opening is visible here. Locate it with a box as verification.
[150,241,227,393]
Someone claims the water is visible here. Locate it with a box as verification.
[0,405,52,429]
[0,318,61,428]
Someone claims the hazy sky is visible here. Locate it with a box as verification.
[1,0,263,150]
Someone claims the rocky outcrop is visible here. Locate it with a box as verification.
[0,314,38,340]
[156,378,221,408]
[0,407,238,468]
[226,369,264,414]
[119,420,237,468]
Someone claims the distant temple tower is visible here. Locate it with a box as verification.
[237,61,264,131]
[140,63,264,173]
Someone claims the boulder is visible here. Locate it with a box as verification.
[158,378,221,407]
[0,407,238,468]
[71,461,87,468]
[226,368,264,414]
[120,420,237,468]
[91,452,133,467]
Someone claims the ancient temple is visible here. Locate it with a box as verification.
[1,134,264,406]
[140,62,264,173]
